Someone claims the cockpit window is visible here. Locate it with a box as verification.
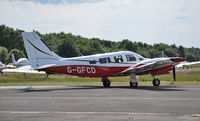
[114,55,123,63]
[99,57,111,64]
[125,54,136,62]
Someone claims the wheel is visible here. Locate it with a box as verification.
[152,78,160,86]
[102,78,111,87]
[129,81,138,88]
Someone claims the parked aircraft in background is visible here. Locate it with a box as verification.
[11,54,30,67]
[2,65,45,74]
[0,61,5,74]
[2,54,46,76]
[176,61,200,69]
[22,32,185,87]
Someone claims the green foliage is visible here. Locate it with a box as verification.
[164,48,177,57]
[0,24,200,62]
[1,71,200,86]
[8,49,25,62]
[186,54,196,62]
[57,39,80,58]
[0,46,8,63]
[0,25,24,52]
[118,39,137,52]
[148,48,161,58]
[178,46,185,58]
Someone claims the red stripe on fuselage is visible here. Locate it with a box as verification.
[38,65,129,77]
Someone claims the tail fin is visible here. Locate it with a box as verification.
[21,32,62,69]
[11,53,16,65]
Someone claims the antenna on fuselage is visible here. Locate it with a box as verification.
[100,45,107,53]
[161,51,164,58]
[77,49,83,56]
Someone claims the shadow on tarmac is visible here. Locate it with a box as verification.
[16,85,187,93]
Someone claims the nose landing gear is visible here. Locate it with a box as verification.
[129,74,138,88]
[152,78,160,86]
[129,81,138,87]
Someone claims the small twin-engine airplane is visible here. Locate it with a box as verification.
[0,61,5,74]
[2,54,45,75]
[11,54,30,67]
[22,32,185,87]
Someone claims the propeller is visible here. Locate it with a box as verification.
[172,65,176,85]
[172,65,176,81]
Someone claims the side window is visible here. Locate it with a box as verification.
[114,55,123,63]
[99,57,111,64]
[89,60,96,64]
[107,58,111,63]
[126,55,136,62]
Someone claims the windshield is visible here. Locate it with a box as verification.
[125,54,136,62]
[135,54,145,61]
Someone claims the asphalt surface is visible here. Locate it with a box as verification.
[0,85,200,121]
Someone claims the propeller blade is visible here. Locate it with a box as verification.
[172,65,176,82]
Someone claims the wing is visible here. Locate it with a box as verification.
[176,61,200,68]
[119,57,184,76]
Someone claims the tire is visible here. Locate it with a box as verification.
[153,78,160,86]
[103,79,111,87]
[129,81,138,88]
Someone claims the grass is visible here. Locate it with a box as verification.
[191,63,200,68]
[0,70,200,86]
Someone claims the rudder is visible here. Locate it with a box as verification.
[22,32,62,69]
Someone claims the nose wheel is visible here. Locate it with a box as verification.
[152,78,160,86]
[129,74,138,88]
[102,77,111,87]
[129,81,138,87]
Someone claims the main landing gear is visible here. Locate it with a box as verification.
[129,74,161,87]
[102,77,111,87]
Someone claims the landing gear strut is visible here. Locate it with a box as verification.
[152,78,160,86]
[102,77,111,87]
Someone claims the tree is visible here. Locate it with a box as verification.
[178,46,185,58]
[57,39,80,58]
[148,48,161,58]
[118,39,137,52]
[164,48,176,57]
[0,46,8,63]
[0,25,24,52]
[186,54,196,62]
[8,49,25,62]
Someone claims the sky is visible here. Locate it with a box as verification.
[0,0,200,48]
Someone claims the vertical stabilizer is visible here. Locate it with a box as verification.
[21,32,62,69]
